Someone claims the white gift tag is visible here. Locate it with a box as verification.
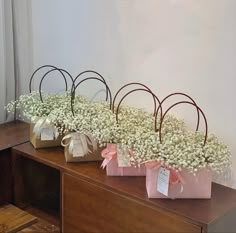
[157,167,170,196]
[40,128,54,141]
[117,144,131,167]
[72,139,85,157]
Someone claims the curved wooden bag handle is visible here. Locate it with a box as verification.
[115,88,162,132]
[159,101,208,145]
[29,65,71,93]
[38,68,74,102]
[156,92,200,131]
[72,70,109,101]
[112,83,157,116]
[71,77,112,116]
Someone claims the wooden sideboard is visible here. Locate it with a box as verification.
[11,142,236,233]
[1,121,236,232]
[0,120,29,151]
[0,121,29,205]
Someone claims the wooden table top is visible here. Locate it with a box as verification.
[12,142,236,228]
[0,121,29,151]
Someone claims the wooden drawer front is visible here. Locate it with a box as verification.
[62,173,201,233]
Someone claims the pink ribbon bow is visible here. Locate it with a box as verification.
[101,143,117,169]
[145,161,185,186]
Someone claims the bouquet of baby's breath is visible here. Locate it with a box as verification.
[6,91,44,119]
[5,91,88,122]
[54,99,186,153]
[127,114,231,174]
[48,99,116,146]
[89,104,156,146]
[48,99,110,137]
[6,91,66,120]
[88,103,157,147]
[6,90,231,173]
[45,94,90,132]
[47,98,158,147]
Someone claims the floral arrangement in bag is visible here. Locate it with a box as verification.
[5,65,75,148]
[128,98,230,174]
[55,71,114,162]
[120,93,231,198]
[98,83,187,176]
[98,104,154,176]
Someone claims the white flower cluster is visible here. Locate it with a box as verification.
[129,122,231,174]
[6,91,231,174]
[5,91,79,120]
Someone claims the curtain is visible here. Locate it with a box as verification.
[0,0,33,124]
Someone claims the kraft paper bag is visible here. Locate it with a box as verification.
[62,132,103,162]
[30,123,63,149]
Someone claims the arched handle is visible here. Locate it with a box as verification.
[156,92,200,131]
[29,65,68,93]
[112,82,156,116]
[159,101,208,145]
[115,88,162,132]
[72,70,109,101]
[39,68,74,102]
[71,77,112,116]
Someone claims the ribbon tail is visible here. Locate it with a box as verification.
[69,140,74,155]
[86,134,97,151]
[100,145,117,169]
[80,134,89,155]
[101,158,112,169]
[33,118,45,138]
[91,137,97,151]
[53,127,59,139]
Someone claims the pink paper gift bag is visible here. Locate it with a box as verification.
[145,97,212,199]
[101,143,146,176]
[146,165,212,199]
[106,157,146,176]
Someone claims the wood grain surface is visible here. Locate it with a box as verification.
[0,204,37,233]
[0,121,29,151]
[19,218,59,233]
[62,173,200,233]
[12,142,236,232]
